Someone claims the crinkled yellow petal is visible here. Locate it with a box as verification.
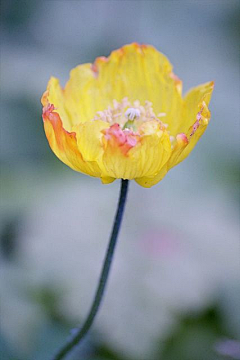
[178,81,214,135]
[139,82,214,187]
[171,82,214,167]
[42,104,103,178]
[41,77,73,132]
[139,133,187,187]
[135,166,168,188]
[73,120,109,161]
[73,120,115,184]
[102,121,172,180]
[167,134,189,169]
[101,176,115,185]
[63,63,96,126]
[173,106,211,167]
[63,43,183,134]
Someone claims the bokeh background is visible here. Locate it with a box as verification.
[1,1,240,359]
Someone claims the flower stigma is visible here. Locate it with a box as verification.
[125,108,141,121]
[123,107,141,131]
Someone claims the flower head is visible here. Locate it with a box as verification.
[41,43,214,187]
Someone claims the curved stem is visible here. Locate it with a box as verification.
[52,179,129,360]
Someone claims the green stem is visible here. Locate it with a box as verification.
[51,179,129,360]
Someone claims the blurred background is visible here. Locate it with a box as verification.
[1,1,240,359]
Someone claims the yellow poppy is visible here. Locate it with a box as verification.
[41,43,214,187]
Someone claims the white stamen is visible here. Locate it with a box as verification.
[125,108,141,121]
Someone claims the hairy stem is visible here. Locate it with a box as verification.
[52,179,129,360]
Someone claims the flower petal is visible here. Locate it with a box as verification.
[170,82,214,167]
[178,81,214,135]
[42,104,103,177]
[102,121,172,180]
[134,83,213,188]
[73,120,109,162]
[135,166,168,188]
[41,77,73,132]
[73,120,115,184]
[64,43,183,133]
[63,63,97,126]
[134,133,189,188]
[172,102,211,167]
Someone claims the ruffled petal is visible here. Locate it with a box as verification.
[135,166,168,188]
[172,100,212,167]
[124,84,213,188]
[138,132,188,187]
[73,120,116,184]
[102,121,172,180]
[178,81,214,135]
[169,82,214,168]
[41,77,73,132]
[63,43,183,133]
[63,63,97,126]
[134,133,188,187]
[42,104,103,177]
[73,120,109,162]
[167,133,189,169]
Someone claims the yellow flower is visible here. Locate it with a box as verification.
[41,43,214,188]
